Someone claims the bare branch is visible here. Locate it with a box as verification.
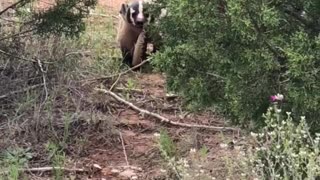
[95,88,240,132]
[119,131,130,166]
[110,74,121,91]
[36,58,49,105]
[0,166,86,174]
[0,48,52,64]
[0,0,29,16]
[0,28,36,41]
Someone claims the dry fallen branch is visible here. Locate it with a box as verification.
[0,166,86,174]
[119,131,130,166]
[95,88,239,132]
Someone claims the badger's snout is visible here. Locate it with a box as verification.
[135,14,145,26]
[136,21,144,27]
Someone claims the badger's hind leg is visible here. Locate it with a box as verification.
[121,48,133,67]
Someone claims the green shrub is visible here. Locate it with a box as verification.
[250,102,320,179]
[147,0,320,129]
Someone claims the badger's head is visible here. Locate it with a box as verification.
[120,0,148,28]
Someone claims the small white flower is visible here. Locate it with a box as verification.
[276,93,284,100]
[286,112,292,116]
[190,148,196,153]
[267,131,273,136]
[276,145,281,149]
[291,153,298,157]
[300,151,307,156]
[250,132,258,137]
[220,143,228,148]
[153,133,160,137]
[301,116,306,121]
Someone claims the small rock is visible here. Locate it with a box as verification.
[119,169,136,179]
[131,175,138,180]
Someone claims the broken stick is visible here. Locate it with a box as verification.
[0,167,86,175]
[95,88,239,132]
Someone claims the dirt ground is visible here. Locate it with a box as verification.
[78,2,242,179]
[0,1,246,179]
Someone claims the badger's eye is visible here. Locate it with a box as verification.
[132,11,139,16]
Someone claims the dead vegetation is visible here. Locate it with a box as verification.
[0,1,252,180]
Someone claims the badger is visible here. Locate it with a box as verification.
[116,0,149,68]
[116,0,167,68]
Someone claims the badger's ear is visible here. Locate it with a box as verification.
[126,6,133,23]
[119,4,128,15]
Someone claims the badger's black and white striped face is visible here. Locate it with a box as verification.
[120,0,147,28]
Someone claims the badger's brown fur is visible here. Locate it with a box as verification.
[132,31,147,66]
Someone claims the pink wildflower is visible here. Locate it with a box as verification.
[270,95,277,102]
[270,93,284,102]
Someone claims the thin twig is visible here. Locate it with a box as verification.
[0,28,35,41]
[89,12,109,17]
[95,88,240,132]
[0,166,87,174]
[0,84,43,100]
[115,87,144,93]
[36,58,48,105]
[0,49,48,64]
[65,50,91,57]
[85,59,150,82]
[109,74,121,91]
[0,0,27,16]
[119,131,129,166]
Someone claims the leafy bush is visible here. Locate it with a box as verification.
[155,130,216,179]
[147,0,320,128]
[250,103,320,179]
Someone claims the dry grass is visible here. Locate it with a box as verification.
[0,3,124,179]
